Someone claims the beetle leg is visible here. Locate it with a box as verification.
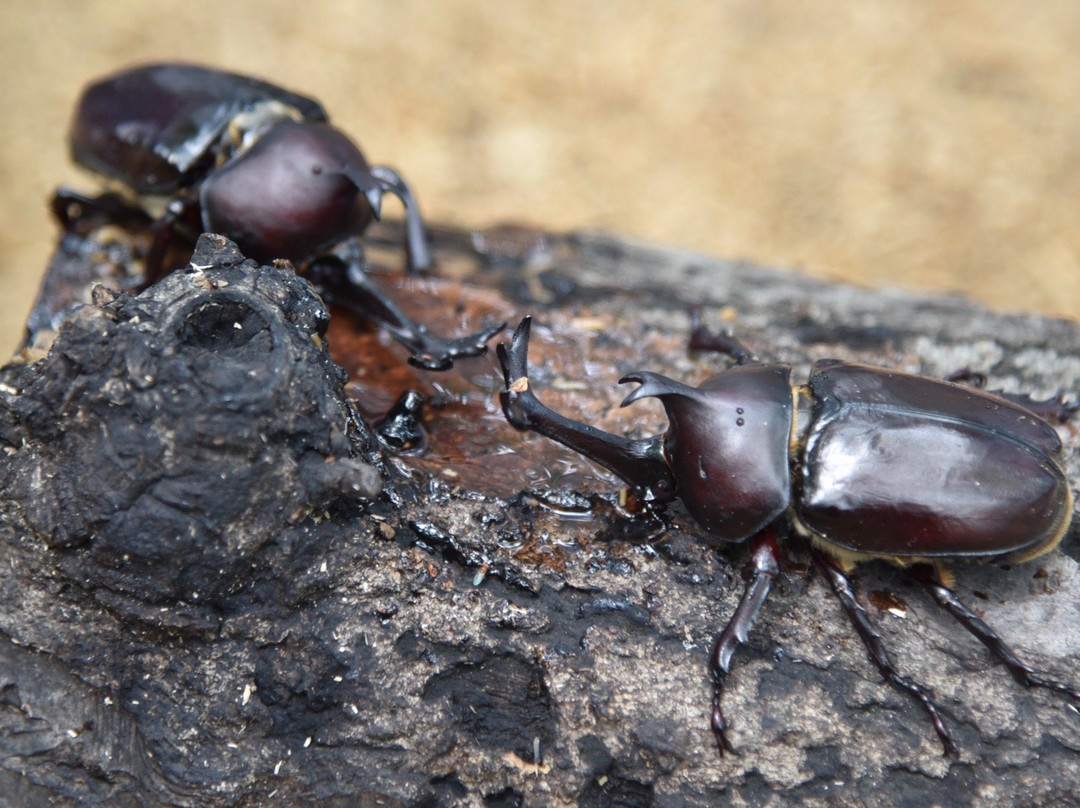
[990,393,1077,423]
[945,368,988,388]
[308,254,504,371]
[708,527,780,755]
[51,187,153,235]
[687,306,758,365]
[812,550,959,757]
[143,196,200,287]
[369,165,433,274]
[497,317,678,503]
[50,187,196,289]
[908,563,1080,702]
[945,369,1076,422]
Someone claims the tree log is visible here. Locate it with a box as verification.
[2,223,1079,807]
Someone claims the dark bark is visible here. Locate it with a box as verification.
[2,223,1079,807]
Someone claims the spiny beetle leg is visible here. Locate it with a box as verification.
[403,320,506,372]
[50,187,196,290]
[708,527,780,756]
[496,317,677,503]
[308,254,504,371]
[908,563,1080,702]
[813,551,959,757]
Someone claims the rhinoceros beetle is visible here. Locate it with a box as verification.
[498,315,1079,756]
[52,63,502,371]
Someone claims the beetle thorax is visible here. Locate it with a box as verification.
[647,364,795,542]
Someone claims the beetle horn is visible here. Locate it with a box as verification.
[368,165,432,273]
[620,371,701,408]
[340,160,385,220]
[498,318,677,504]
[360,182,384,220]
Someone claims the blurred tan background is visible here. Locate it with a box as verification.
[2,1,1079,357]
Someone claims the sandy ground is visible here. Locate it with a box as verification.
[2,1,1078,357]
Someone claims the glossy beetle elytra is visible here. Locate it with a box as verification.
[498,315,1079,756]
[54,63,502,371]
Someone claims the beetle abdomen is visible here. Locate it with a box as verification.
[798,362,1071,560]
[71,63,326,194]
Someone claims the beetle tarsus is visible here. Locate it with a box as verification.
[813,551,959,758]
[991,392,1077,423]
[909,564,1080,703]
[711,700,738,756]
[405,320,507,372]
[707,528,780,756]
[946,369,1077,423]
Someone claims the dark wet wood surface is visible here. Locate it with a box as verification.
[3,221,1080,807]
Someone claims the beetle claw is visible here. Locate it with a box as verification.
[711,697,738,757]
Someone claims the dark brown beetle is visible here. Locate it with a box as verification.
[498,315,1079,756]
[53,63,502,371]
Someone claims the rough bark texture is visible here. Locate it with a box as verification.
[2,222,1079,807]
